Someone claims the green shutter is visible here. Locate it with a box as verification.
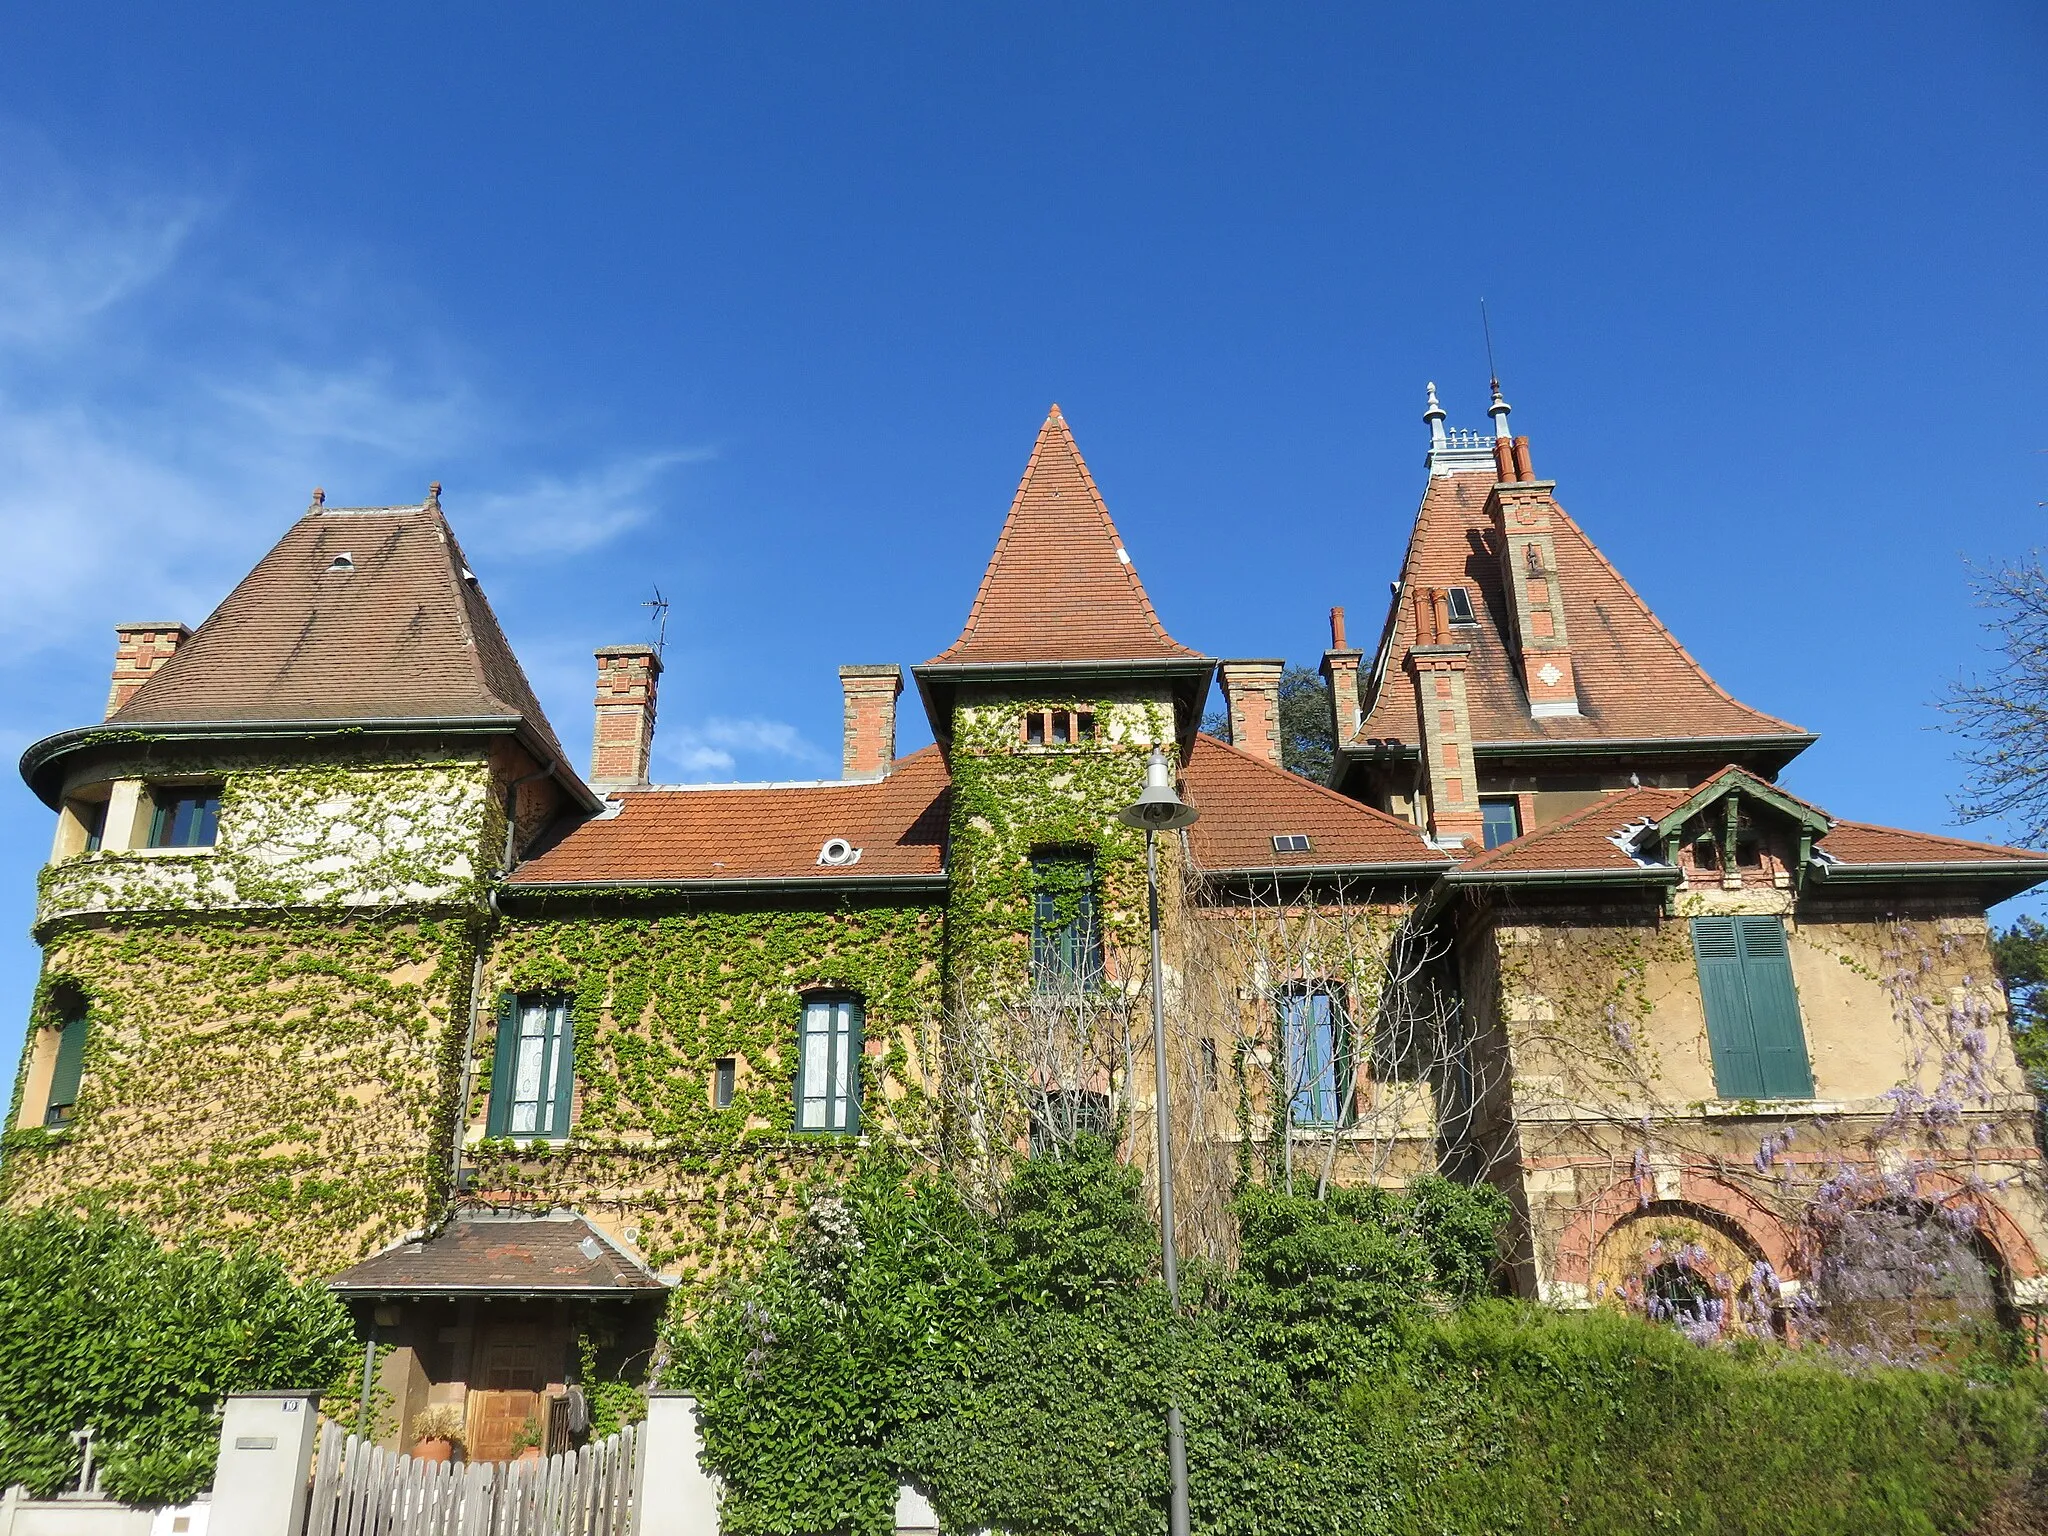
[549,1000,576,1135]
[1735,916,1814,1099]
[1693,917,1765,1098]
[1693,916,1814,1100]
[486,992,517,1136]
[843,1002,863,1134]
[46,1014,88,1118]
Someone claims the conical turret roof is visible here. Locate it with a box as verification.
[927,406,1201,666]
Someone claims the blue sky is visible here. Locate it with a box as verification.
[0,6,2044,1068]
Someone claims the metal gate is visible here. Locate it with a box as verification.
[303,1418,642,1536]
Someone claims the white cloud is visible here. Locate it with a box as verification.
[659,716,827,781]
[469,451,713,557]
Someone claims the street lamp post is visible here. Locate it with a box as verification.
[1119,746,1200,1536]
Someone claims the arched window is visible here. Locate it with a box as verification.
[796,996,862,1133]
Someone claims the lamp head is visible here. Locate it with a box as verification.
[1118,747,1199,832]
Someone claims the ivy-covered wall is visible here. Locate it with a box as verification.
[4,915,474,1277]
[467,898,944,1286]
[38,752,502,927]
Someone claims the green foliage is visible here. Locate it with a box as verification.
[666,1148,2042,1536]
[1352,1303,2044,1536]
[0,1209,355,1506]
[1276,665,1336,782]
[1993,915,2048,1087]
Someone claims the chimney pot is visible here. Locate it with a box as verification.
[1512,436,1534,481]
[1218,660,1286,767]
[839,665,903,779]
[590,645,662,788]
[105,621,192,718]
[1329,605,1347,651]
[1492,438,1516,480]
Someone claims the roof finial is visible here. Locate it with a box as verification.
[426,482,442,507]
[1481,298,1512,439]
[310,487,325,508]
[1423,381,1447,448]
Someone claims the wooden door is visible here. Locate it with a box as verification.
[466,1328,547,1462]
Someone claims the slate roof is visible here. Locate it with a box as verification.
[327,1211,669,1297]
[508,737,1442,888]
[1450,779,2048,885]
[509,747,952,886]
[928,406,1203,667]
[1183,734,1447,873]
[1350,470,1806,752]
[107,497,576,773]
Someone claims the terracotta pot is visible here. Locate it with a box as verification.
[516,1445,543,1463]
[412,1437,455,1464]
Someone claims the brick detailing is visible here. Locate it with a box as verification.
[1218,659,1285,767]
[839,664,903,779]
[1407,587,1483,848]
[1489,477,1581,718]
[105,623,192,719]
[590,645,662,788]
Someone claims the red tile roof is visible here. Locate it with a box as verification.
[509,747,951,885]
[1183,734,1445,872]
[510,737,1442,888]
[1451,778,2048,881]
[327,1211,668,1296]
[109,498,574,770]
[1351,471,1805,751]
[928,406,1203,667]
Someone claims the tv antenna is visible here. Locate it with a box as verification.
[642,586,670,660]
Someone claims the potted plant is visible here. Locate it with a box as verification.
[409,1404,466,1464]
[511,1415,545,1463]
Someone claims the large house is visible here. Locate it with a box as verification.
[9,391,2046,1452]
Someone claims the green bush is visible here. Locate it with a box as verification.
[665,1147,2044,1536]
[1354,1303,2044,1536]
[0,1209,355,1504]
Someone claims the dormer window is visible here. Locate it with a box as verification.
[326,553,354,574]
[1446,587,1479,627]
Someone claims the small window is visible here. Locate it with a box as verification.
[1021,710,1096,748]
[148,788,220,849]
[1051,711,1071,745]
[1029,1089,1112,1154]
[796,997,862,1133]
[1076,710,1096,743]
[1480,798,1522,850]
[1199,1037,1220,1092]
[1692,916,1813,1100]
[487,994,575,1137]
[1446,587,1479,626]
[1031,852,1103,993]
[1271,833,1311,854]
[43,1009,89,1128]
[81,800,107,853]
[713,1056,736,1110]
[1278,986,1351,1128]
[1025,712,1047,746]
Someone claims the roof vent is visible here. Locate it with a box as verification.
[1272,834,1311,854]
[326,553,354,574]
[817,838,863,867]
[578,1236,603,1261]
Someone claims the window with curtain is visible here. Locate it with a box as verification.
[1278,985,1350,1128]
[796,996,862,1133]
[1691,915,1814,1099]
[1031,851,1102,993]
[487,994,575,1137]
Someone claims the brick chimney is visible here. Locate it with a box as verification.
[590,645,662,789]
[1489,469,1581,719]
[839,665,902,779]
[1319,606,1363,748]
[1407,587,1485,849]
[106,622,191,718]
[1219,660,1285,766]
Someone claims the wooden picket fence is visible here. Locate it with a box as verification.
[302,1417,642,1536]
